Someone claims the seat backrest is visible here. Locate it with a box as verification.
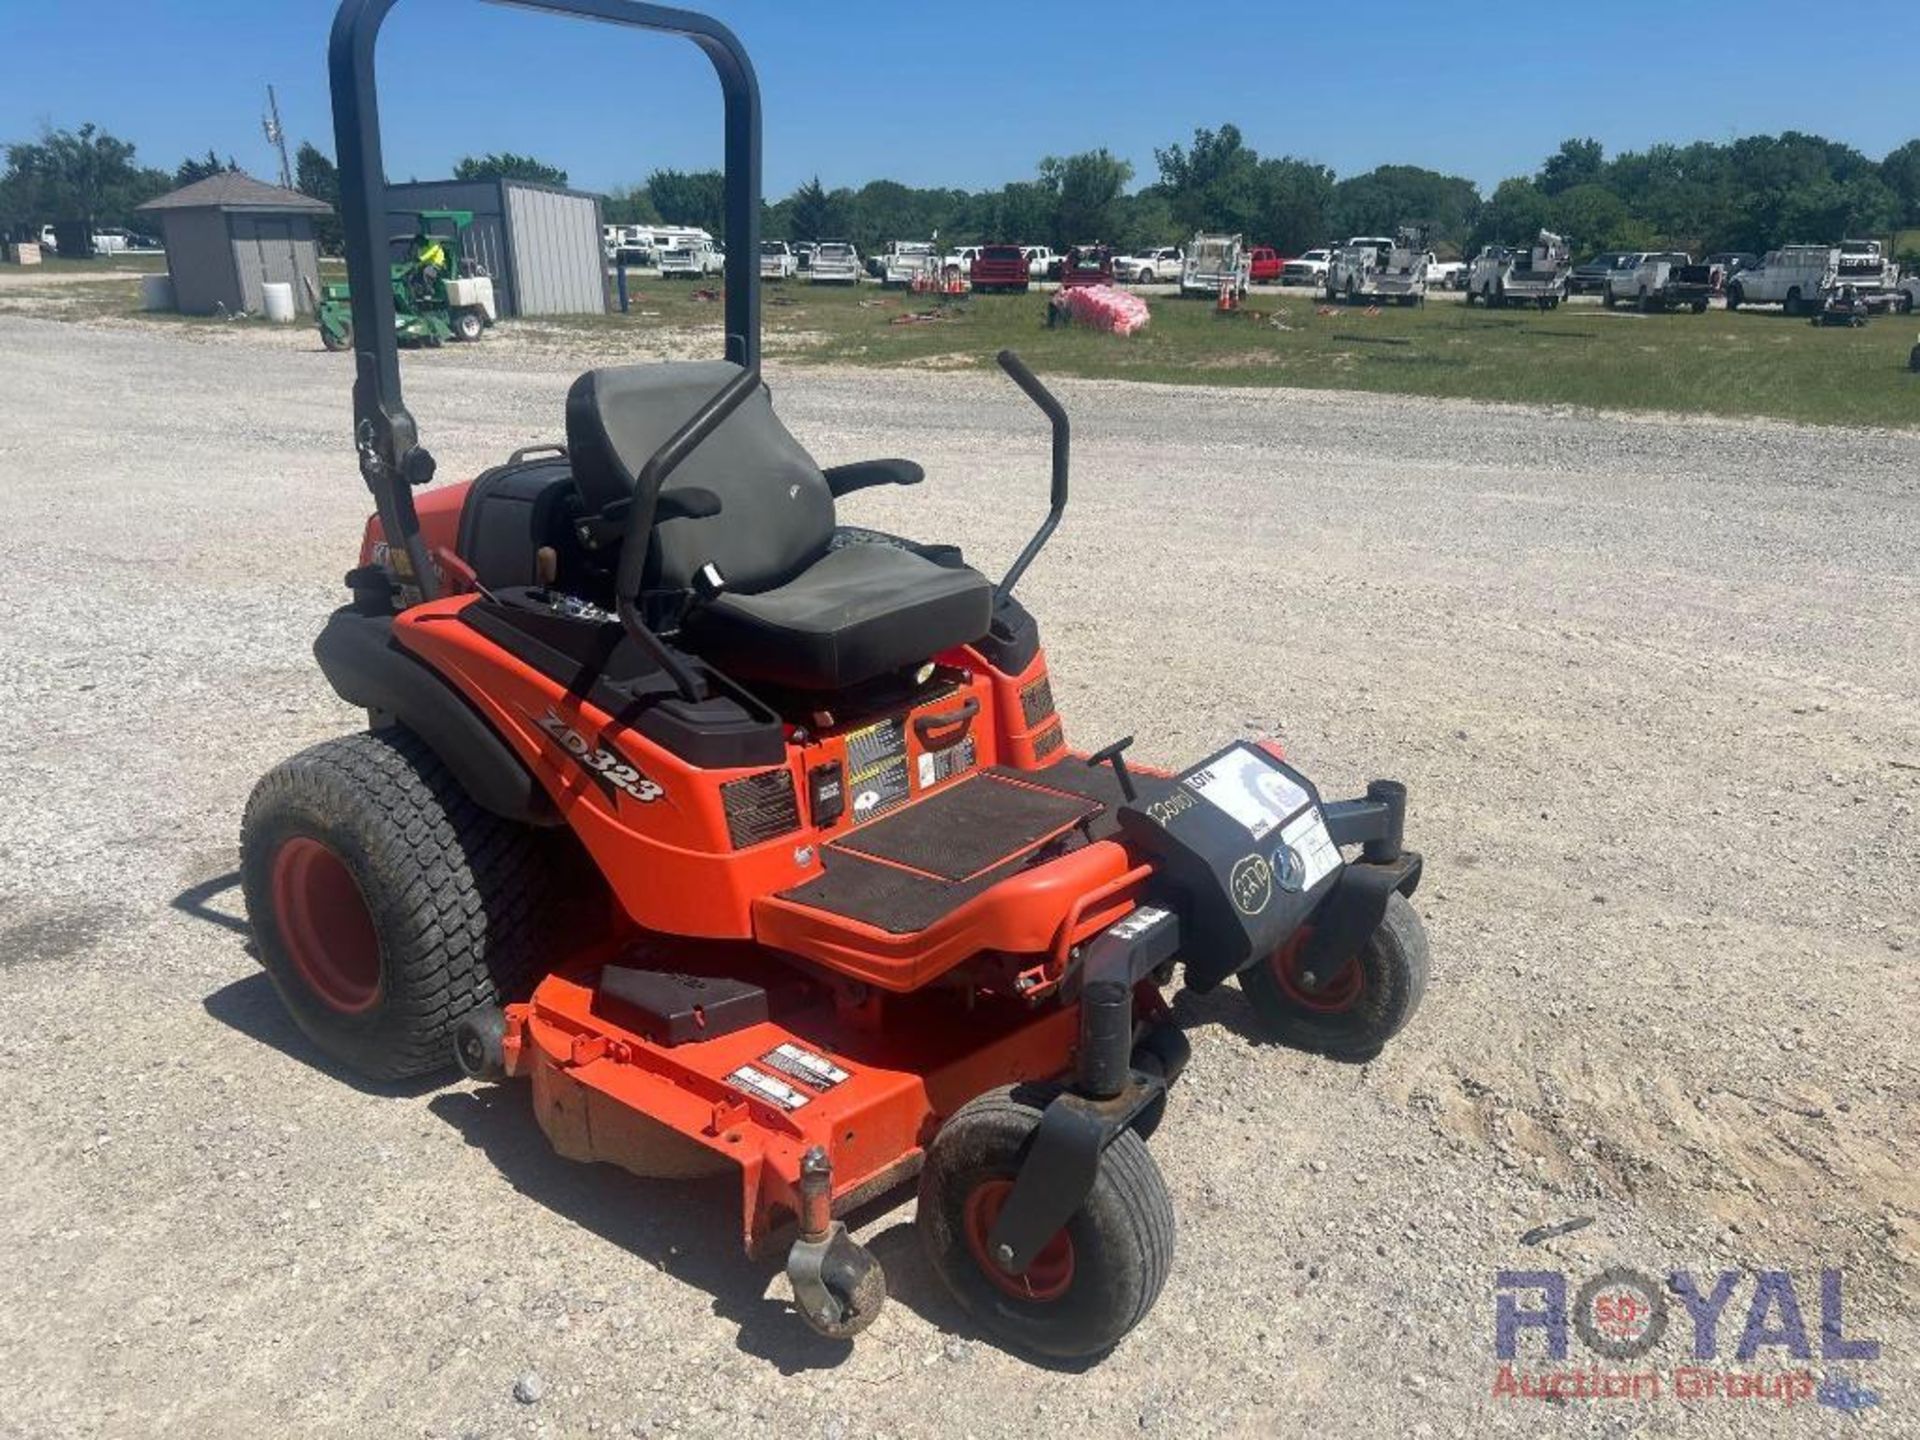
[565,361,835,594]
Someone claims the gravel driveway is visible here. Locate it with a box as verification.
[1,315,1914,1438]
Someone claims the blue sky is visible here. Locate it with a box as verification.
[3,0,1915,198]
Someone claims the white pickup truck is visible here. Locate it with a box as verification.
[1326,228,1430,305]
[1180,232,1250,298]
[808,241,861,284]
[1465,230,1570,309]
[1723,245,1837,315]
[881,241,938,287]
[1024,246,1058,280]
[1603,252,1715,312]
[1279,248,1331,286]
[1113,246,1183,284]
[759,240,797,281]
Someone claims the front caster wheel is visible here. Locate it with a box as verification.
[788,1224,886,1340]
[917,1086,1175,1359]
[1239,890,1429,1061]
[454,1006,507,1081]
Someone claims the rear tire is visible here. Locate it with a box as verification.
[918,1086,1175,1359]
[452,308,485,342]
[241,727,565,1081]
[1238,891,1429,1061]
[1784,288,1802,317]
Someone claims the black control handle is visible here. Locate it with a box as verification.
[613,365,761,703]
[1087,735,1137,801]
[995,349,1068,602]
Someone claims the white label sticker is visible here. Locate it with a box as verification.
[917,751,936,789]
[761,1042,851,1090]
[1186,748,1309,841]
[727,1065,809,1110]
[1276,806,1342,894]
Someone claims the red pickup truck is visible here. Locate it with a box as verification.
[1248,246,1285,284]
[968,243,1031,294]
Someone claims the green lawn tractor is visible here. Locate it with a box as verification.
[317,208,497,351]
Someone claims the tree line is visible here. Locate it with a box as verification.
[612,125,1920,264]
[6,120,1918,265]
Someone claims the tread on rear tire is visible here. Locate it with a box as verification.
[240,726,568,1081]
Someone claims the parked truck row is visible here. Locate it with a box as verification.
[613,221,1919,317]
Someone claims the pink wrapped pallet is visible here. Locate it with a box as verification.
[1051,283,1151,335]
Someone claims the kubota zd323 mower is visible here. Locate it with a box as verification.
[241,0,1430,1360]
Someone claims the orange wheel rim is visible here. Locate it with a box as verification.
[962,1179,1075,1302]
[270,837,382,1013]
[1268,928,1363,1013]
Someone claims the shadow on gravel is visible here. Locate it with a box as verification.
[202,970,445,1099]
[171,869,252,939]
[427,1083,975,1374]
[1167,980,1265,1043]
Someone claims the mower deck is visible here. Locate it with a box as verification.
[507,955,1083,1255]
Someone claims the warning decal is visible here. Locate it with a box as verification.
[759,1042,851,1092]
[1276,805,1342,894]
[727,1065,810,1111]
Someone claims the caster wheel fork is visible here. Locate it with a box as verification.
[786,1146,887,1340]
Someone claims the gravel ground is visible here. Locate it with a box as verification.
[1,314,1915,1439]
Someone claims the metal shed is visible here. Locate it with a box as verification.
[136,171,331,316]
[385,178,606,318]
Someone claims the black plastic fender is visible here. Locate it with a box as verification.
[312,606,558,826]
[1293,851,1423,982]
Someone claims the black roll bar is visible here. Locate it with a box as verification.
[328,0,762,600]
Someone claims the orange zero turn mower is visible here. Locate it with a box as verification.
[239,0,1430,1360]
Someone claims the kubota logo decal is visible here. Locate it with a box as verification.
[535,708,663,803]
[1229,853,1273,916]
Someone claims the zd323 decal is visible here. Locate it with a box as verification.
[533,708,664,804]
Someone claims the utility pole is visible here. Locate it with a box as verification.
[262,85,293,190]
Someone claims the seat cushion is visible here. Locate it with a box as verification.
[565,361,836,593]
[688,542,993,690]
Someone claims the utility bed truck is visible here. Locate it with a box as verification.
[659,235,724,278]
[1179,232,1250,298]
[881,242,938,287]
[1724,246,1837,315]
[1325,228,1429,305]
[1836,239,1897,297]
[1603,252,1715,312]
[1466,230,1570,309]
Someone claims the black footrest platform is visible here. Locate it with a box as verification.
[779,767,1123,935]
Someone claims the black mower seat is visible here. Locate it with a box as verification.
[566,361,992,690]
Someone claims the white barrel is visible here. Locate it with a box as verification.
[139,273,175,311]
[261,281,296,322]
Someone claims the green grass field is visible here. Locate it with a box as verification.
[6,262,1916,428]
[620,279,1920,428]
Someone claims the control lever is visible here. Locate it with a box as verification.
[1087,735,1138,802]
[994,349,1069,602]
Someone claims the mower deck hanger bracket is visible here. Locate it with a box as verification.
[239,0,1435,1363]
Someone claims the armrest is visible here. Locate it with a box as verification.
[823,458,925,498]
